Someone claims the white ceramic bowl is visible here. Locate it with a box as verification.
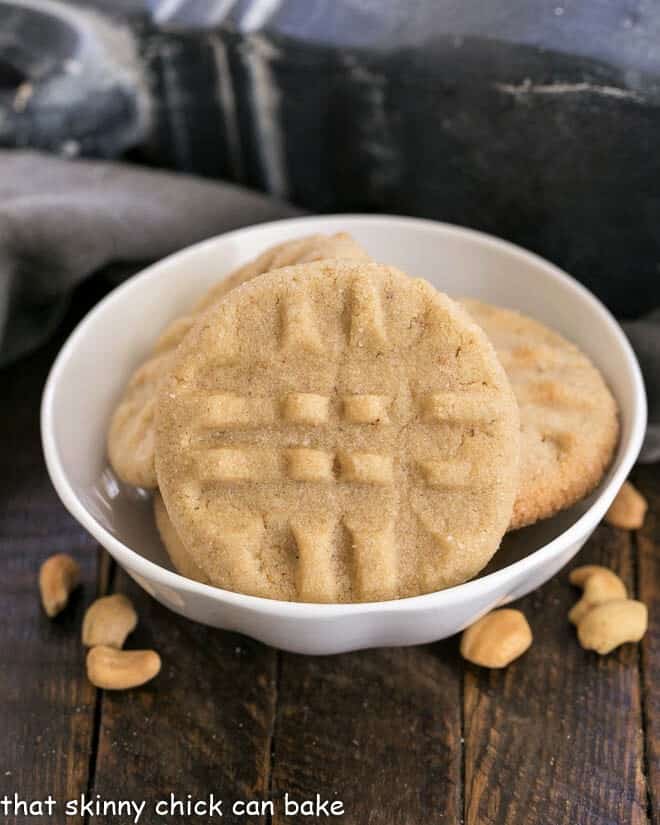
[42,215,646,654]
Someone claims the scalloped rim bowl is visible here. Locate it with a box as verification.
[41,215,646,654]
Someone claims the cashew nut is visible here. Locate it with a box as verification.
[82,594,138,649]
[577,599,647,654]
[605,481,647,530]
[569,564,614,588]
[39,553,81,618]
[460,608,533,668]
[568,566,627,625]
[86,646,161,690]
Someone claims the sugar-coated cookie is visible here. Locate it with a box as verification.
[463,299,619,530]
[153,492,209,584]
[156,260,520,602]
[107,233,369,488]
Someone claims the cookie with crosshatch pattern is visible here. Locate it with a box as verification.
[154,492,209,584]
[154,296,620,572]
[107,232,370,488]
[155,260,520,602]
[462,299,619,530]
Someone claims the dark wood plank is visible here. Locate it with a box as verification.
[634,465,660,825]
[270,644,463,824]
[90,567,278,824]
[0,340,100,825]
[464,523,647,825]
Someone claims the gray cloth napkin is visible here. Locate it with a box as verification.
[0,150,300,365]
[1,150,657,461]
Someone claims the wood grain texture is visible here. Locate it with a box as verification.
[635,465,660,825]
[0,340,100,825]
[270,644,463,824]
[1,280,657,824]
[90,567,278,824]
[464,524,648,825]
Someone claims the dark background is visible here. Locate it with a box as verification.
[1,0,659,317]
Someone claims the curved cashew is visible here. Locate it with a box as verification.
[39,554,81,618]
[569,565,617,588]
[605,481,647,530]
[568,566,627,625]
[82,594,138,649]
[460,608,532,668]
[577,599,647,654]
[86,646,161,690]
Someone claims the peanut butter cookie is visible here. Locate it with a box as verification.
[153,491,209,584]
[463,299,619,530]
[155,261,520,602]
[107,233,369,488]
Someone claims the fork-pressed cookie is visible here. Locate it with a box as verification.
[153,492,209,584]
[463,299,619,530]
[155,260,520,602]
[107,232,369,488]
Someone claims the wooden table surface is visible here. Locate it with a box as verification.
[1,282,658,825]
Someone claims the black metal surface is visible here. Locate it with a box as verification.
[1,0,659,316]
[0,1,146,157]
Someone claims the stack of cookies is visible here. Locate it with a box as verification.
[107,233,619,603]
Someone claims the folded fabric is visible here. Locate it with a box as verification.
[0,150,657,461]
[0,150,300,365]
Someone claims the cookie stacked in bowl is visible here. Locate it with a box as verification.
[107,233,618,603]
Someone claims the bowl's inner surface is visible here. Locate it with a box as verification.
[48,217,638,601]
